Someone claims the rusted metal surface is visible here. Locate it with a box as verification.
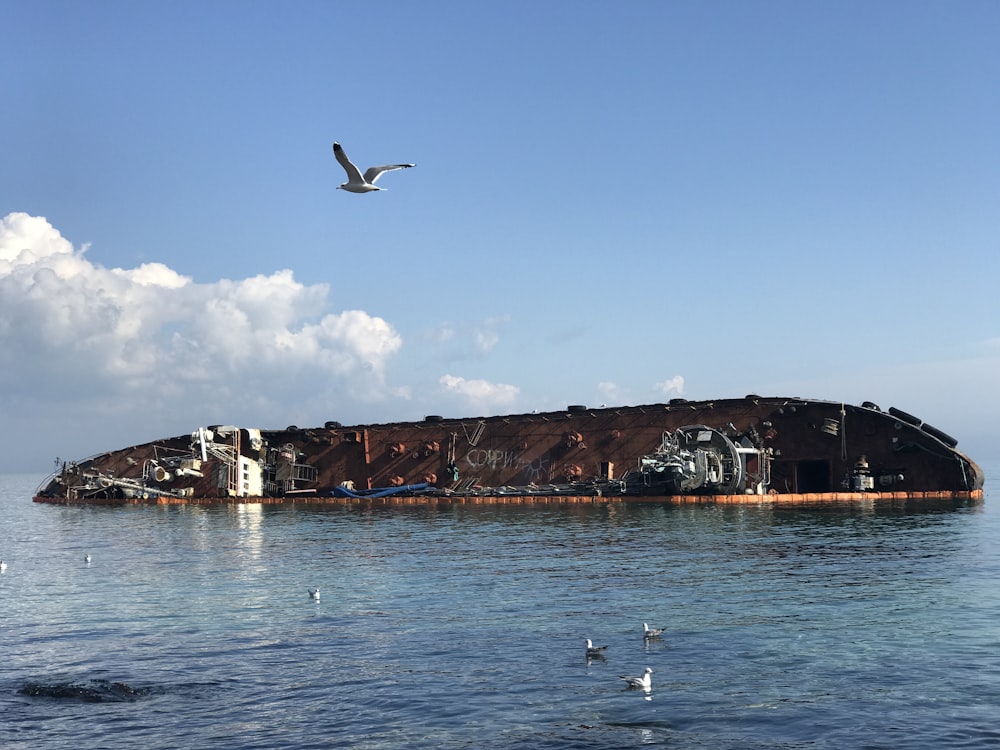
[275,398,982,494]
[32,489,984,508]
[32,396,985,505]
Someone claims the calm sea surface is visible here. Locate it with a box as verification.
[2,462,999,749]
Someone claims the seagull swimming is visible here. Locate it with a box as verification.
[84,554,91,564]
[619,667,653,690]
[332,142,414,193]
[643,623,664,639]
[585,639,608,658]
[308,587,320,601]
[0,560,7,573]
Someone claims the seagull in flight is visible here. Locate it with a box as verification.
[333,142,414,193]
[619,667,653,691]
[585,639,608,658]
[643,623,664,639]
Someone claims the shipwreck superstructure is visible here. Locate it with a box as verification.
[33,396,984,506]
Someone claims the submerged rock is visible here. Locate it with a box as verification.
[18,679,150,703]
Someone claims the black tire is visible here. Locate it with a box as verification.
[921,422,958,448]
[887,407,921,426]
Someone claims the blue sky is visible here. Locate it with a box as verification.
[2,0,998,472]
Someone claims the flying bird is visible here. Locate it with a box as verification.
[308,587,320,601]
[585,639,608,658]
[643,623,664,639]
[332,141,414,193]
[619,667,653,691]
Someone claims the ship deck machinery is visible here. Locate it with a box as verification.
[33,397,983,505]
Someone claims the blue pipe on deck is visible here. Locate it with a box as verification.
[331,482,431,499]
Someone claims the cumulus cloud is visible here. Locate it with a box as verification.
[653,375,685,397]
[439,374,520,411]
[0,212,402,416]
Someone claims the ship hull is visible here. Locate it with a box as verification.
[32,396,985,507]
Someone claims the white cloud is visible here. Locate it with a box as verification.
[0,213,536,469]
[432,323,456,344]
[427,314,510,360]
[475,315,510,354]
[439,374,520,411]
[597,380,628,405]
[653,375,685,397]
[0,212,403,428]
[0,211,77,266]
[475,329,500,354]
[112,262,189,289]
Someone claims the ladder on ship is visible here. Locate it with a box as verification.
[204,430,240,496]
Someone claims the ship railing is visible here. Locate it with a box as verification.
[203,443,236,463]
[76,472,193,500]
[735,445,771,494]
[289,463,318,482]
[34,448,139,496]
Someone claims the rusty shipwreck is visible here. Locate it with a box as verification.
[32,396,984,507]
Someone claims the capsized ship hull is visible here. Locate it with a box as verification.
[32,396,984,506]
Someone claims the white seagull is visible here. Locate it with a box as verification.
[585,639,608,658]
[620,667,653,691]
[332,141,414,193]
[84,554,92,564]
[308,587,320,601]
[0,560,7,573]
[643,623,664,639]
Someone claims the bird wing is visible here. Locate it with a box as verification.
[364,163,415,184]
[333,143,366,185]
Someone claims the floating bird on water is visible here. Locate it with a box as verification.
[619,667,653,691]
[642,622,664,639]
[332,142,414,193]
[585,639,608,658]
[0,560,7,573]
[308,587,320,601]
[84,554,91,564]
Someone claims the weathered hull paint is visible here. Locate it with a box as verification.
[33,489,984,508]
[31,396,985,507]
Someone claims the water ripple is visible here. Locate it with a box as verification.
[1,469,998,749]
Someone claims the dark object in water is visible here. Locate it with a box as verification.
[18,680,150,703]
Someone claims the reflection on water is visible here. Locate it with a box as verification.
[1,469,998,750]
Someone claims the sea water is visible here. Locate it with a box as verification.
[1,463,999,749]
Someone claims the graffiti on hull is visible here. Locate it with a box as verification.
[464,449,549,483]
